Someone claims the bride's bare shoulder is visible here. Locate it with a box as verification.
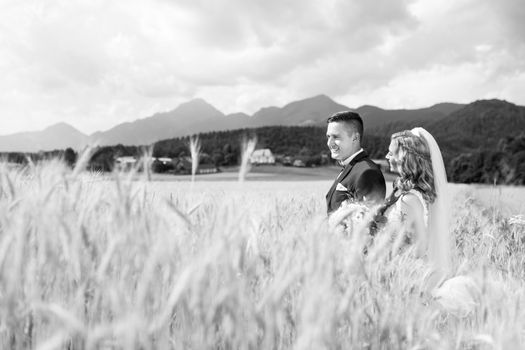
[399,191,425,213]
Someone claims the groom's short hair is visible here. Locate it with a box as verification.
[327,111,363,142]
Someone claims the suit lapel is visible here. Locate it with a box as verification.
[327,175,340,202]
[326,151,369,205]
[338,150,368,182]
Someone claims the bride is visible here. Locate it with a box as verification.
[330,127,452,269]
[329,127,480,315]
[374,127,452,277]
[332,127,479,315]
[382,128,483,314]
[330,127,476,304]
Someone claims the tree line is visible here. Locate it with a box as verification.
[0,126,387,171]
[1,126,524,185]
[447,133,525,185]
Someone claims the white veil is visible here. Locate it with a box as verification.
[411,127,453,278]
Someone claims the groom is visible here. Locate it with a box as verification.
[325,111,386,214]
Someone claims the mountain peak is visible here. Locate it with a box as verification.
[356,105,384,113]
[179,97,213,108]
[182,97,208,105]
[425,102,465,116]
[43,122,82,133]
[174,98,224,115]
[471,99,516,108]
[249,94,351,127]
[457,99,521,116]
[429,102,461,108]
[308,94,333,102]
[282,94,348,112]
[290,94,337,106]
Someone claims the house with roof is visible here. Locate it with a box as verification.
[173,156,219,175]
[250,148,275,165]
[173,157,192,174]
[115,156,137,171]
[154,157,173,165]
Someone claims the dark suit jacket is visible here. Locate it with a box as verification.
[326,151,386,214]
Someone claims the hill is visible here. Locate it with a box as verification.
[428,99,525,153]
[89,98,230,146]
[0,123,88,153]
[0,95,464,152]
[367,99,525,184]
[248,94,351,127]
[365,102,465,135]
[3,99,524,184]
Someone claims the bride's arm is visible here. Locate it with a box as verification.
[398,194,427,256]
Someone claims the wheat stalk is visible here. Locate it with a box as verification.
[238,135,257,183]
[189,135,201,184]
[0,160,523,348]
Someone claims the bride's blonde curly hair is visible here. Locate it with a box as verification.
[391,130,436,204]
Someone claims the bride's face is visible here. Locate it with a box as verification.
[386,140,402,174]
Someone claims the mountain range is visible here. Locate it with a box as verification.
[1,94,522,153]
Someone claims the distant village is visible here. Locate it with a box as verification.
[116,148,390,175]
[116,148,306,175]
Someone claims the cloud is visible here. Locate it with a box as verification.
[0,0,524,134]
[491,0,525,46]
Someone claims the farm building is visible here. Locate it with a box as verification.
[250,149,275,165]
[282,156,293,166]
[154,157,173,165]
[293,159,306,167]
[198,163,219,174]
[116,156,137,164]
[173,157,192,174]
[115,156,137,171]
[173,156,219,175]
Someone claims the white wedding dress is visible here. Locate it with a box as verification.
[385,189,429,231]
[384,186,479,316]
[385,128,479,317]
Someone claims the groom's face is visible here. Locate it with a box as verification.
[326,122,359,161]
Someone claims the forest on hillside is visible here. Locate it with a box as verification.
[153,126,388,163]
[152,124,525,185]
[2,125,524,185]
[367,100,525,185]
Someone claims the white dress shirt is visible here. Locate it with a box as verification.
[340,148,364,167]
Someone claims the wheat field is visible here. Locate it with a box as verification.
[0,160,524,349]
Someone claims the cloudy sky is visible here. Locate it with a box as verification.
[1,0,524,135]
